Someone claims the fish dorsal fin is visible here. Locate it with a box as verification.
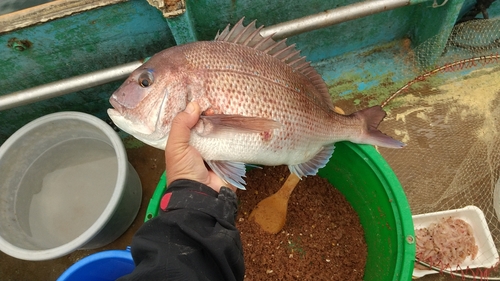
[215,18,334,111]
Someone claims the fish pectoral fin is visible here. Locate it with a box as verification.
[288,144,335,178]
[198,115,281,137]
[205,160,247,190]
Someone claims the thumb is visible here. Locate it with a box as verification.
[167,102,201,147]
[165,102,202,186]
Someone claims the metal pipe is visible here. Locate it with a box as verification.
[0,0,423,111]
[0,61,142,111]
[260,0,411,39]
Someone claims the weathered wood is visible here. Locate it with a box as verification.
[0,0,126,34]
[146,0,185,18]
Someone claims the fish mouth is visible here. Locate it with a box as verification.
[107,108,155,135]
[107,89,168,144]
[109,95,124,114]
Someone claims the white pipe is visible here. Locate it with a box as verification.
[0,61,142,111]
[260,0,411,39]
[0,0,415,111]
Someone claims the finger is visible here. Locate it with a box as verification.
[165,102,202,185]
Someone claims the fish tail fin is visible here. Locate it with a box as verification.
[353,106,405,148]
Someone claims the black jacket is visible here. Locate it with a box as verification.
[118,179,245,281]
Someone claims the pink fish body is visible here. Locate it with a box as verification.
[108,18,403,189]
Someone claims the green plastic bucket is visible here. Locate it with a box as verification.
[145,142,415,280]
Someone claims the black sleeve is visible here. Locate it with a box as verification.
[117,179,245,281]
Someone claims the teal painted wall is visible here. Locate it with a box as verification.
[0,0,174,142]
[186,0,414,62]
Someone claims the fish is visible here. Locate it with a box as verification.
[108,18,404,189]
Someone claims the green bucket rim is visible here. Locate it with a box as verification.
[144,142,415,280]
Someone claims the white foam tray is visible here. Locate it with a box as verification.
[412,205,499,278]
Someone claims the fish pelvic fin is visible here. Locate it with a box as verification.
[353,106,405,148]
[196,115,281,137]
[205,160,247,190]
[289,144,335,178]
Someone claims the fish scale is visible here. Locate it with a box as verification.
[198,70,327,155]
[108,18,404,189]
[187,42,320,106]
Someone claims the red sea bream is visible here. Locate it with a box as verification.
[108,18,404,189]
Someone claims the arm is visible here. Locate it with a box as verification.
[119,180,244,281]
[118,102,244,281]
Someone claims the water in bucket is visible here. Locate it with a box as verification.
[15,138,118,249]
[0,112,142,261]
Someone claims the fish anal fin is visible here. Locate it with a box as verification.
[205,160,247,190]
[288,144,335,178]
[196,115,281,137]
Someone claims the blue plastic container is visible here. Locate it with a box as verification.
[57,249,134,281]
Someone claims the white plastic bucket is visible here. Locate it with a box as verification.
[0,112,142,261]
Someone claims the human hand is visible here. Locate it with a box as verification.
[165,102,236,193]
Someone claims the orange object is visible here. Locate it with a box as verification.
[249,173,301,234]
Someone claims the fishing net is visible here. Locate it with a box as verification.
[334,18,500,279]
[382,18,500,279]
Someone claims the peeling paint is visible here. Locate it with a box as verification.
[147,0,185,17]
[7,37,32,51]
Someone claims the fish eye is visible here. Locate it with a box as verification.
[138,70,154,88]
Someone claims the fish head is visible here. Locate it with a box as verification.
[107,53,186,149]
